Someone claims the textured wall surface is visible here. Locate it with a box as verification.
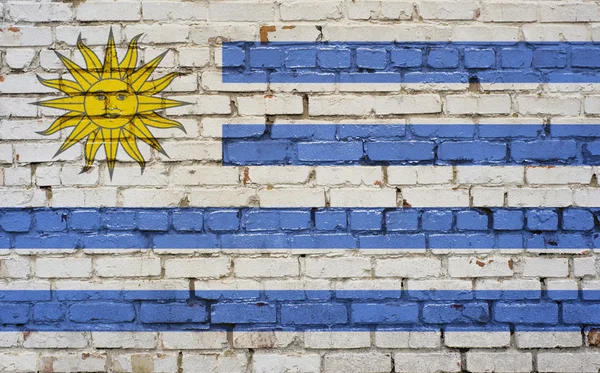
[2,0,600,372]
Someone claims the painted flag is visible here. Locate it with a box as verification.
[1,1,600,372]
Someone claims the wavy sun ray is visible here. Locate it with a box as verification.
[33,29,189,178]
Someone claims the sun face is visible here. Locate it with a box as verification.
[34,29,188,177]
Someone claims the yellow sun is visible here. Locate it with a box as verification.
[34,29,188,177]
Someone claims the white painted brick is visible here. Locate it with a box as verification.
[158,141,221,162]
[324,352,392,373]
[143,1,208,21]
[574,188,600,207]
[179,48,210,68]
[526,166,593,185]
[15,143,80,163]
[375,258,442,278]
[0,256,30,278]
[259,188,325,208]
[96,257,161,278]
[515,330,582,349]
[4,167,31,186]
[174,166,239,186]
[457,166,523,185]
[51,187,117,208]
[161,332,228,350]
[538,353,600,373]
[112,353,178,373]
[507,187,573,207]
[40,49,65,69]
[448,256,514,277]
[60,165,99,186]
[208,2,276,22]
[329,188,396,207]
[104,166,169,186]
[124,25,189,44]
[34,166,61,187]
[76,2,141,21]
[466,352,533,373]
[4,49,36,69]
[23,332,88,348]
[0,97,38,117]
[253,354,321,373]
[0,187,46,207]
[237,95,303,115]
[165,258,230,279]
[574,257,597,277]
[374,330,441,349]
[233,331,297,349]
[310,95,374,116]
[585,96,600,114]
[522,24,589,42]
[248,166,311,185]
[56,26,122,46]
[419,1,478,20]
[191,24,258,45]
[523,257,568,278]
[7,2,72,22]
[348,1,413,20]
[0,25,52,46]
[539,3,600,22]
[445,331,511,348]
[167,95,231,116]
[446,95,511,115]
[375,95,442,115]
[306,257,371,278]
[36,258,91,278]
[304,331,370,349]
[0,145,12,164]
[281,0,342,21]
[481,2,537,22]
[452,25,519,42]
[92,332,157,349]
[234,258,299,278]
[316,166,382,186]
[547,279,579,293]
[0,352,38,372]
[0,333,20,348]
[394,352,462,373]
[388,166,453,185]
[122,188,185,208]
[475,279,541,295]
[408,279,473,293]
[202,70,268,92]
[401,187,469,207]
[189,188,256,207]
[181,353,248,373]
[42,352,106,372]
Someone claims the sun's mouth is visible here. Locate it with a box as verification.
[103,112,121,118]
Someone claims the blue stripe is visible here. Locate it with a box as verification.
[222,42,600,83]
[222,124,600,166]
[0,207,598,250]
[0,290,598,331]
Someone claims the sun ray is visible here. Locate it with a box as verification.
[101,28,119,80]
[55,118,98,155]
[33,96,86,112]
[83,129,103,171]
[119,34,142,79]
[137,95,189,113]
[37,112,85,136]
[119,129,145,170]
[36,76,83,96]
[55,51,99,90]
[101,128,119,177]
[138,112,187,132]
[128,51,168,91]
[77,34,103,78]
[138,72,179,95]
[130,116,167,155]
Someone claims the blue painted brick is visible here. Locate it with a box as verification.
[315,210,347,231]
[35,210,67,232]
[172,211,204,232]
[82,233,147,249]
[211,303,276,324]
[527,234,590,250]
[562,209,594,231]
[225,141,289,164]
[69,302,135,323]
[70,210,100,231]
[280,211,311,230]
[222,124,266,138]
[152,234,217,249]
[0,234,9,249]
[385,210,419,231]
[350,210,383,231]
[365,141,435,161]
[428,48,459,69]
[390,48,422,67]
[479,124,543,138]
[297,142,363,162]
[456,211,488,231]
[422,302,489,324]
[464,48,495,69]
[0,211,32,232]
[244,211,280,231]
[317,48,352,69]
[15,234,78,249]
[221,233,288,248]
[526,210,558,231]
[293,234,356,248]
[356,48,387,69]
[411,124,474,138]
[438,141,506,162]
[140,303,208,323]
[501,48,532,68]
[571,47,600,68]
[337,125,406,139]
[497,233,524,249]
[137,211,169,231]
[281,304,347,325]
[493,210,524,230]
[511,140,577,162]
[533,48,567,68]
[205,210,239,232]
[33,303,65,322]
[422,210,453,231]
[563,303,600,324]
[359,234,426,249]
[429,234,494,249]
[272,125,336,140]
[494,302,559,324]
[249,47,282,68]
[221,46,245,67]
[285,48,317,68]
[101,211,136,230]
[0,304,29,324]
[351,302,419,324]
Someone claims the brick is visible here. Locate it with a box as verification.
[352,303,419,324]
[76,2,141,21]
[446,95,511,115]
[523,257,568,277]
[164,258,230,278]
[428,48,459,68]
[448,257,513,277]
[0,352,37,372]
[306,257,370,278]
[253,354,320,373]
[422,302,489,324]
[205,210,239,232]
[69,303,135,323]
[466,352,532,373]
[140,303,207,323]
[280,0,342,21]
[356,48,388,69]
[376,258,442,278]
[142,1,208,20]
[375,330,441,349]
[234,258,299,278]
[96,257,161,278]
[394,352,461,373]
[36,258,92,278]
[324,352,392,373]
[538,353,600,373]
[515,328,582,348]
[182,353,248,373]
[281,303,347,325]
[526,209,558,231]
[494,302,559,324]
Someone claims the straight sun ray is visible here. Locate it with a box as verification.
[130,116,166,155]
[38,112,85,136]
[102,28,119,80]
[137,95,189,113]
[128,52,168,91]
[56,118,99,155]
[33,96,86,113]
[101,128,119,177]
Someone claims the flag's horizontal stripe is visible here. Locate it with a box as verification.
[222,42,600,84]
[222,124,600,166]
[0,290,597,331]
[0,208,598,250]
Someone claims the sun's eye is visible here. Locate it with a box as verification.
[95,94,106,101]
[117,94,128,101]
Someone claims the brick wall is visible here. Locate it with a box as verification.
[2,1,600,372]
